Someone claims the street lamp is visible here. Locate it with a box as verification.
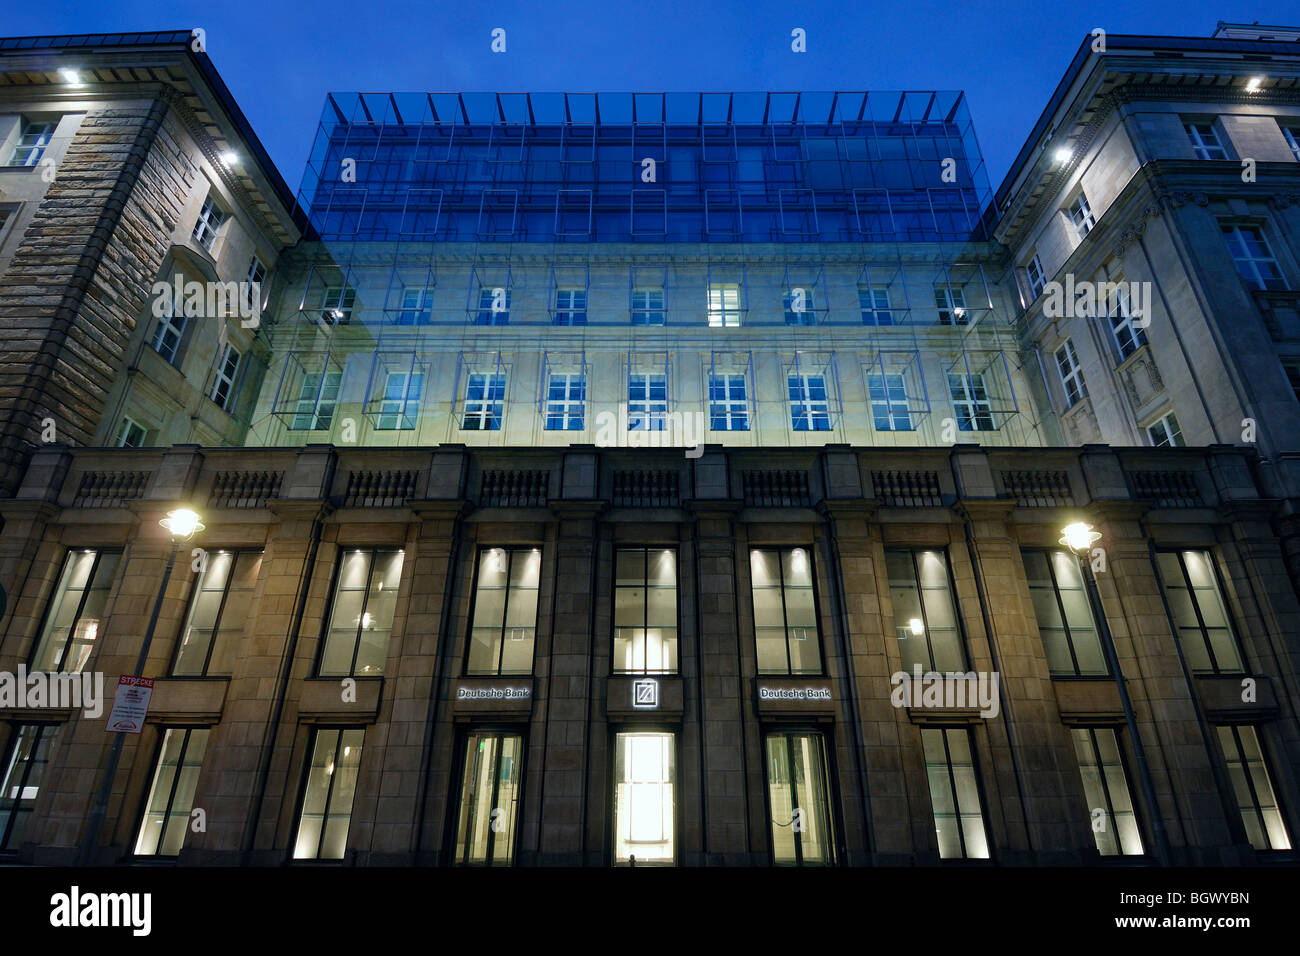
[78,507,204,865]
[1059,521,1170,865]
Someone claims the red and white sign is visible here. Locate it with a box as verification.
[106,675,154,733]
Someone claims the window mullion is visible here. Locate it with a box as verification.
[54,552,102,673]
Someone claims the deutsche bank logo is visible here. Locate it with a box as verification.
[633,678,659,709]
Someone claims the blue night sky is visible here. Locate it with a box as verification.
[3,1,1275,198]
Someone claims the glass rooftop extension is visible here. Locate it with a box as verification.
[298,91,993,244]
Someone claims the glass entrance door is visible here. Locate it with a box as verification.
[765,731,836,865]
[613,731,675,865]
[453,732,522,865]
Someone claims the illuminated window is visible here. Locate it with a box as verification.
[0,724,60,850]
[171,550,262,676]
[467,548,541,676]
[707,283,741,327]
[922,727,989,859]
[318,549,404,677]
[1216,725,1291,851]
[320,284,356,324]
[765,731,835,866]
[1071,727,1144,856]
[453,732,523,866]
[133,728,209,857]
[750,548,820,675]
[293,728,364,860]
[614,548,677,674]
[614,732,675,865]
[887,550,965,672]
[29,550,120,673]
[1021,550,1105,677]
[1155,550,1244,674]
[935,286,967,325]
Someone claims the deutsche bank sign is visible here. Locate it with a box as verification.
[633,678,659,709]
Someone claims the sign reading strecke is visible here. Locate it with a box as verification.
[106,675,154,734]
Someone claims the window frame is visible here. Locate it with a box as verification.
[1021,549,1107,678]
[631,287,665,326]
[1070,726,1145,857]
[131,726,210,858]
[210,342,242,411]
[169,549,262,677]
[762,728,838,867]
[1154,549,1246,676]
[749,546,823,676]
[0,722,60,852]
[628,372,668,431]
[1220,223,1287,291]
[116,416,149,448]
[1055,339,1088,408]
[1025,254,1046,301]
[451,729,526,866]
[1215,724,1292,852]
[886,549,968,673]
[921,725,992,861]
[1183,120,1228,160]
[28,548,121,674]
[948,371,996,431]
[315,548,405,678]
[544,371,586,431]
[291,726,366,862]
[461,371,507,431]
[1067,192,1095,240]
[708,371,749,431]
[612,547,679,676]
[788,373,831,432]
[858,286,893,326]
[1145,410,1184,447]
[192,194,227,251]
[5,118,55,167]
[464,547,542,677]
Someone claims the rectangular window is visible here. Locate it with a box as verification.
[868,373,912,431]
[1285,362,1300,404]
[1109,286,1148,360]
[320,284,356,324]
[765,731,836,866]
[707,283,741,327]
[708,372,749,431]
[922,727,990,859]
[192,195,226,250]
[1155,550,1245,674]
[0,724,60,851]
[750,548,820,675]
[1184,121,1228,160]
[6,119,54,167]
[631,288,665,325]
[376,372,423,430]
[398,287,431,325]
[1067,193,1095,240]
[1216,725,1291,851]
[613,732,675,865]
[467,548,541,675]
[1284,126,1300,162]
[788,374,831,431]
[293,728,364,860]
[887,550,965,672]
[1071,727,1144,856]
[545,372,585,430]
[1145,410,1184,447]
[133,727,210,856]
[1221,224,1286,290]
[247,256,267,288]
[476,287,510,325]
[948,372,995,431]
[553,288,586,326]
[290,371,342,431]
[461,373,506,431]
[318,549,404,677]
[150,299,187,364]
[453,732,523,866]
[210,343,241,411]
[628,373,668,431]
[29,550,120,673]
[784,287,816,326]
[935,287,968,325]
[116,417,148,448]
[1022,550,1106,677]
[1055,339,1088,407]
[614,549,677,674]
[1026,254,1046,300]
[858,287,893,325]
[171,550,262,676]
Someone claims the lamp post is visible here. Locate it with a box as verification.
[78,508,204,866]
[1060,521,1170,865]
